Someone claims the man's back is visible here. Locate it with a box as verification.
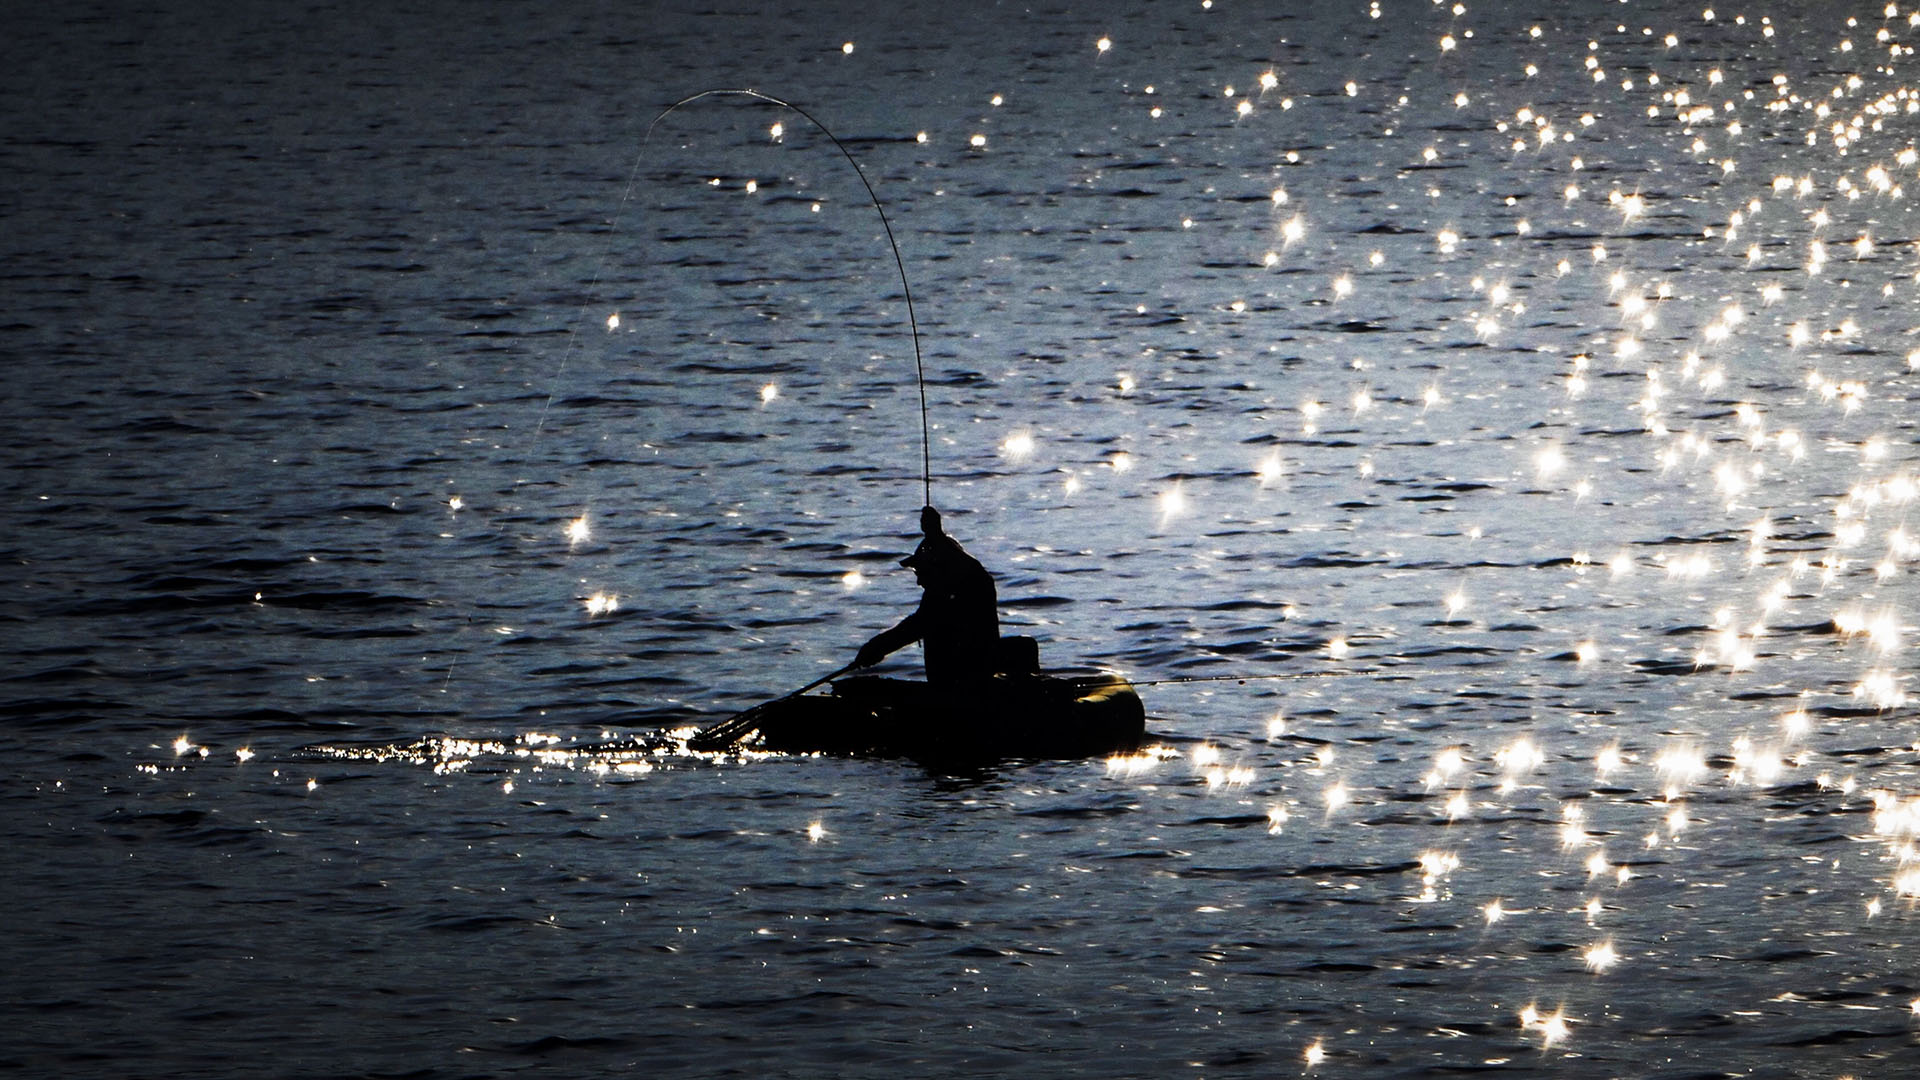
[913,540,999,687]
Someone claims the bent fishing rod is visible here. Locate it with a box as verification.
[473,89,936,694]
[645,88,935,509]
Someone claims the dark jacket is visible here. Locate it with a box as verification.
[855,508,1000,687]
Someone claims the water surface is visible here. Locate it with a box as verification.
[4,1,1920,1076]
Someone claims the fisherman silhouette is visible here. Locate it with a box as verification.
[689,504,1139,756]
[850,505,1035,687]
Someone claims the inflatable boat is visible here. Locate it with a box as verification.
[691,672,1146,763]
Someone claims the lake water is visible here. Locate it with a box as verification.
[5,0,1920,1076]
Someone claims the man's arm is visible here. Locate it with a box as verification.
[854,611,923,669]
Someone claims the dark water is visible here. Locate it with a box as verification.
[6,1,1920,1076]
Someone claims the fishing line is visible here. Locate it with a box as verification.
[453,89,934,700]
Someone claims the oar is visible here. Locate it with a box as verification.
[687,662,858,751]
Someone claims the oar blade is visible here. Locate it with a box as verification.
[687,705,768,751]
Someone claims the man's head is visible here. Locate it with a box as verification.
[900,505,953,579]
